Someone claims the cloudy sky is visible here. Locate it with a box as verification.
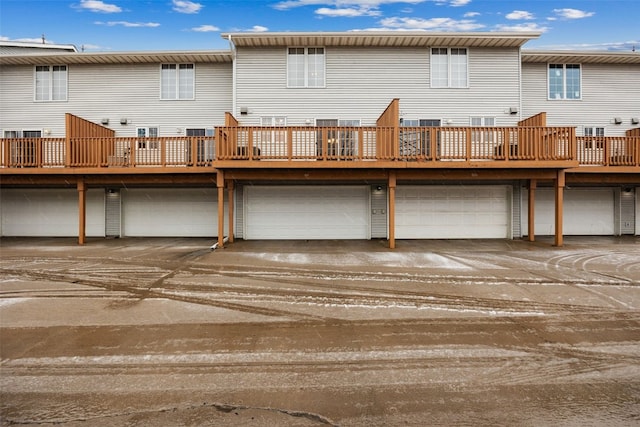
[1,0,637,51]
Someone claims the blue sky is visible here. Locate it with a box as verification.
[1,0,638,52]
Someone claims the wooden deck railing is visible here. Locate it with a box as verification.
[576,136,640,166]
[4,128,640,171]
[0,137,215,169]
[215,126,577,163]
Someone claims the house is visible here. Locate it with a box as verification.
[0,32,638,248]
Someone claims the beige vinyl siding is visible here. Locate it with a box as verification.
[0,62,232,137]
[522,62,640,136]
[234,46,522,126]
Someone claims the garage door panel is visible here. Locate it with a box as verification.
[245,186,369,240]
[1,189,104,237]
[524,188,614,236]
[122,188,223,237]
[397,186,510,239]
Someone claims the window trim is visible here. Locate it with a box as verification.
[547,63,582,101]
[430,47,469,89]
[33,65,67,102]
[160,63,195,100]
[287,47,326,89]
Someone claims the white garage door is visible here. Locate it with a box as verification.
[1,188,104,237]
[396,186,511,239]
[244,186,369,240]
[122,188,223,237]
[523,187,614,235]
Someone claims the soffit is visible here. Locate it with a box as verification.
[0,51,233,66]
[522,50,640,65]
[222,31,540,49]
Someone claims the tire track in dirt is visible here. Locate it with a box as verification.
[2,253,631,323]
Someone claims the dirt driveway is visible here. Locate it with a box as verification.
[1,237,639,426]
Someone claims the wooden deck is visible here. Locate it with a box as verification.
[2,128,639,174]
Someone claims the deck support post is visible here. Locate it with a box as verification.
[217,170,225,249]
[554,170,565,247]
[528,179,536,242]
[227,179,235,243]
[388,171,396,249]
[77,178,86,245]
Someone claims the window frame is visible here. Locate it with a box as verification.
[34,65,68,102]
[430,47,468,89]
[160,63,195,100]
[547,63,582,100]
[287,47,326,88]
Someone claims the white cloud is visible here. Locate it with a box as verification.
[494,22,548,33]
[95,21,160,27]
[553,8,594,19]
[1,36,57,44]
[78,43,102,50]
[273,1,426,11]
[76,0,122,13]
[191,25,220,32]
[316,7,381,17]
[249,25,269,32]
[535,40,639,52]
[506,10,534,20]
[379,16,485,31]
[464,12,480,18]
[449,0,471,6]
[172,0,203,14]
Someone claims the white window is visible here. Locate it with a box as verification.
[470,117,495,127]
[136,127,159,149]
[35,65,67,101]
[187,128,216,163]
[584,126,605,149]
[470,117,496,149]
[584,127,604,137]
[401,119,441,127]
[261,116,287,127]
[161,64,194,100]
[3,130,42,138]
[253,116,287,158]
[287,47,325,88]
[431,48,468,88]
[548,64,581,100]
[400,119,440,157]
[315,119,360,157]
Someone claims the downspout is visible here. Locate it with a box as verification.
[228,34,237,117]
[517,47,523,121]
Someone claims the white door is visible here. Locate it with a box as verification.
[524,187,615,236]
[244,186,369,240]
[122,188,223,237]
[637,188,640,236]
[1,188,104,237]
[396,185,511,239]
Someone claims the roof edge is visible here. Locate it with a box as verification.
[0,40,78,52]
